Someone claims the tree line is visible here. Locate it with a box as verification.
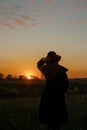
[0,73,39,80]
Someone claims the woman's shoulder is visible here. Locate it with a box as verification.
[59,65,68,73]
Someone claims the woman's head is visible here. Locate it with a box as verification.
[43,51,61,64]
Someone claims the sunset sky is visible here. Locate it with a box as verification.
[0,0,87,78]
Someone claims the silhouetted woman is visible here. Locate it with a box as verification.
[37,51,69,130]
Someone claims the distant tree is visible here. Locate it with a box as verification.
[6,74,13,80]
[28,75,40,80]
[18,75,24,80]
[0,73,4,80]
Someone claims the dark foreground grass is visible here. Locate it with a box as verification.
[0,95,87,130]
[65,95,87,130]
[0,97,41,130]
[0,82,87,130]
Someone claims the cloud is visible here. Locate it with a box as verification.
[70,5,78,12]
[77,0,87,1]
[0,1,38,30]
[21,15,35,21]
[30,23,37,27]
[0,20,16,30]
[44,0,52,3]
[53,5,62,11]
[78,18,87,23]
[0,0,58,30]
[43,20,52,24]
[84,5,87,9]
[9,16,27,27]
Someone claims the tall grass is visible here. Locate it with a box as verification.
[0,81,87,130]
[0,97,41,130]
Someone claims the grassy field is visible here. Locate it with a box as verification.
[0,79,87,130]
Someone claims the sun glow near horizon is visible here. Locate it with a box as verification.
[25,71,39,80]
[0,68,87,79]
[26,75,33,80]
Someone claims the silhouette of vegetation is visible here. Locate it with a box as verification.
[18,75,25,80]
[6,74,13,80]
[0,77,87,129]
[0,73,4,80]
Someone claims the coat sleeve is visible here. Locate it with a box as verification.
[37,58,45,70]
[55,71,69,94]
[60,72,69,94]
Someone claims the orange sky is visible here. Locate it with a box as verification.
[0,55,87,78]
[0,0,87,78]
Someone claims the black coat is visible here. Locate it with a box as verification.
[37,62,69,124]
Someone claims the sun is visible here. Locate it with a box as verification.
[25,72,33,80]
[24,71,37,80]
[27,75,32,80]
